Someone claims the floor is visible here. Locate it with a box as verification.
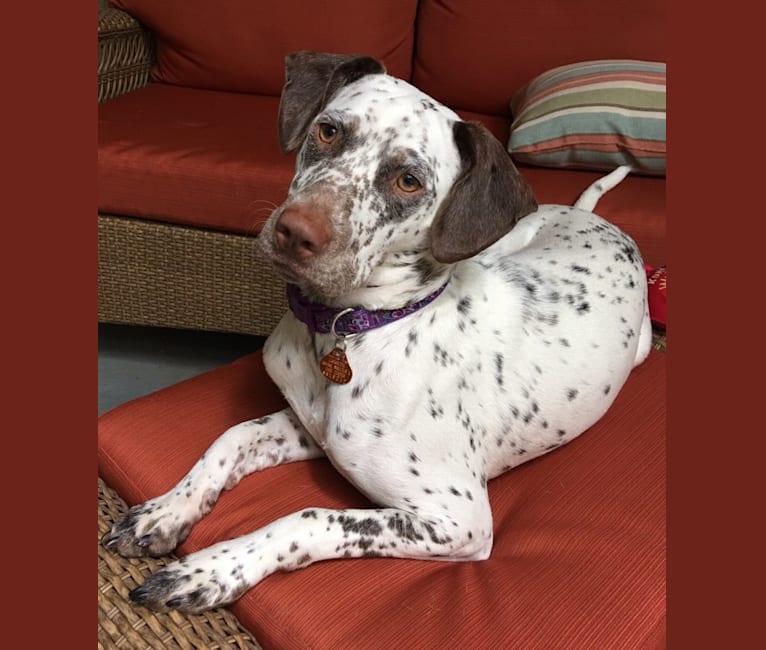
[98,323,266,415]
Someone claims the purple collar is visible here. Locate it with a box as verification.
[287,283,448,336]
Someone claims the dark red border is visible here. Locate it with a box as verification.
[4,1,757,646]
[667,2,761,647]
[4,2,93,646]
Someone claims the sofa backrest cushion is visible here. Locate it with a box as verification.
[412,0,666,118]
[111,0,418,96]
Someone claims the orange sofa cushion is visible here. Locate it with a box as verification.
[98,350,666,649]
[98,85,665,265]
[110,0,418,96]
[413,0,667,118]
[98,84,296,235]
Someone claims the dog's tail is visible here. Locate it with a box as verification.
[574,165,632,212]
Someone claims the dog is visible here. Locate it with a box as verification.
[102,51,652,613]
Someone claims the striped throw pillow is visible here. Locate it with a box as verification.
[508,60,666,176]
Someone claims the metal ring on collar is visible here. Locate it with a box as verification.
[330,307,356,340]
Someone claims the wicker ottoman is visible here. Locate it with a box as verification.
[98,477,261,649]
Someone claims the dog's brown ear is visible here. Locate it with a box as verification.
[278,51,386,153]
[430,121,538,263]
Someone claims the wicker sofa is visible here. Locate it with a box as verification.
[98,1,666,648]
[98,8,288,337]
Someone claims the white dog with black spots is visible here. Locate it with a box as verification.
[103,51,651,613]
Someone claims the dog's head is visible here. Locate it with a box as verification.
[259,51,537,304]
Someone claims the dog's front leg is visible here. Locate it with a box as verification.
[102,407,322,558]
[130,504,493,613]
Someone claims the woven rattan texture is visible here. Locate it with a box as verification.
[98,478,262,650]
[98,215,666,344]
[98,8,154,102]
[98,216,287,337]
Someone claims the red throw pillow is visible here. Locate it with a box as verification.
[645,265,667,329]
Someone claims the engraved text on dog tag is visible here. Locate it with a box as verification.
[320,347,353,384]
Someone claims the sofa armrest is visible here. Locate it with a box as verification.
[98,7,155,103]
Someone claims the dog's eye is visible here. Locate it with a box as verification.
[317,123,339,144]
[396,173,422,193]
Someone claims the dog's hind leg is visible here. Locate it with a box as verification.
[634,304,654,366]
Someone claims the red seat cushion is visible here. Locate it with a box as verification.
[98,84,296,235]
[98,85,665,266]
[98,350,666,649]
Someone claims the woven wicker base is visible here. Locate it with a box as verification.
[98,478,261,650]
[98,215,287,337]
[98,8,154,103]
[98,214,670,345]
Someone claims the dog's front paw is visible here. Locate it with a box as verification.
[129,555,247,613]
[101,497,194,558]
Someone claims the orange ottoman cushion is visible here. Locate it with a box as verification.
[98,350,666,648]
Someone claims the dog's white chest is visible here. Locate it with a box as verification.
[262,318,331,443]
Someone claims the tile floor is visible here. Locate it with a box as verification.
[98,323,265,415]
